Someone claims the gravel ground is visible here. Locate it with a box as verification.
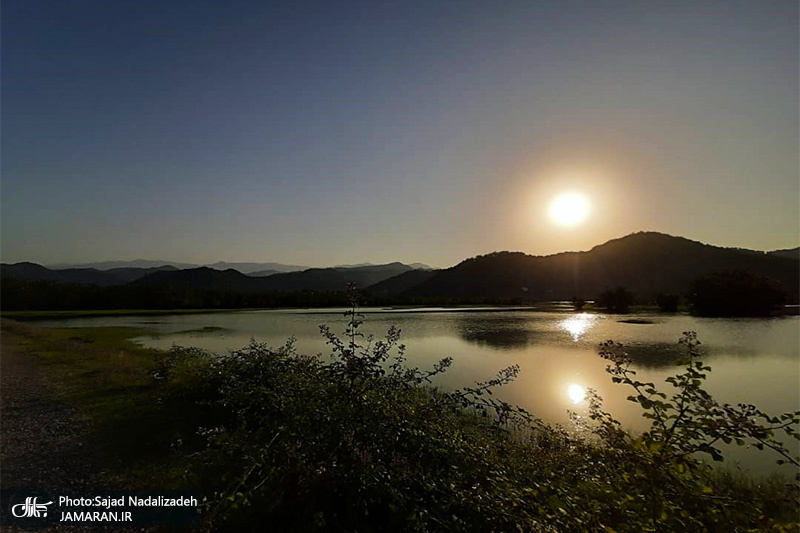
[0,328,156,532]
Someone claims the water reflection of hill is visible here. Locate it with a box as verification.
[455,315,543,350]
[605,340,795,369]
[610,342,693,368]
[452,311,701,367]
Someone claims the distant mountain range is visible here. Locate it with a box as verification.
[4,233,797,302]
[334,262,433,270]
[204,262,308,274]
[46,260,307,274]
[44,259,433,275]
[0,262,178,286]
[129,262,417,292]
[46,259,198,270]
[1,261,422,292]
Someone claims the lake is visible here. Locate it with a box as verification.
[38,307,799,476]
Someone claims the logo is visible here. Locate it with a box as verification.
[11,497,53,518]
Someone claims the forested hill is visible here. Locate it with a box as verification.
[253,262,414,291]
[768,247,800,261]
[402,232,799,302]
[129,262,415,292]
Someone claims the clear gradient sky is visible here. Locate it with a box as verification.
[2,0,798,267]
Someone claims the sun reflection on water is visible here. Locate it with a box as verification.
[558,313,596,341]
[567,383,587,404]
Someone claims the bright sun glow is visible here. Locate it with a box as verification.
[549,193,590,226]
[568,384,586,404]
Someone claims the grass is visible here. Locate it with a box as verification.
[0,319,203,486]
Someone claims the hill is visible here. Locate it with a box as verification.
[366,269,439,295]
[129,267,265,292]
[403,232,799,302]
[130,263,418,293]
[768,247,800,261]
[251,263,415,291]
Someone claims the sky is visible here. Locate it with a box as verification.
[2,0,798,268]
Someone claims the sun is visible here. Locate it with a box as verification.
[549,193,590,226]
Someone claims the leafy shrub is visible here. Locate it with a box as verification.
[584,332,799,531]
[153,295,799,531]
[163,298,568,531]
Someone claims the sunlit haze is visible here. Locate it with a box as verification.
[2,1,797,266]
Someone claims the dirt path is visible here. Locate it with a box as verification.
[0,326,150,532]
[1,330,101,491]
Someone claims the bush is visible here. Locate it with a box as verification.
[597,286,635,313]
[655,293,680,312]
[165,297,567,531]
[688,270,786,316]
[586,332,799,530]
[152,296,799,531]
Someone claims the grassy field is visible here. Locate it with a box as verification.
[0,319,203,486]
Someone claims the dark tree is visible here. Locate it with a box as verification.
[596,286,634,313]
[688,270,786,317]
[655,293,680,313]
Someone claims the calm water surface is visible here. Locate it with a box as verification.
[39,307,799,476]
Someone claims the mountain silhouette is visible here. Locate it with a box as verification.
[129,267,263,292]
[768,247,800,261]
[254,263,414,291]
[4,233,797,303]
[130,263,417,292]
[366,269,439,295]
[400,232,798,301]
[0,263,177,286]
[47,259,198,270]
[205,262,307,274]
[47,260,308,273]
